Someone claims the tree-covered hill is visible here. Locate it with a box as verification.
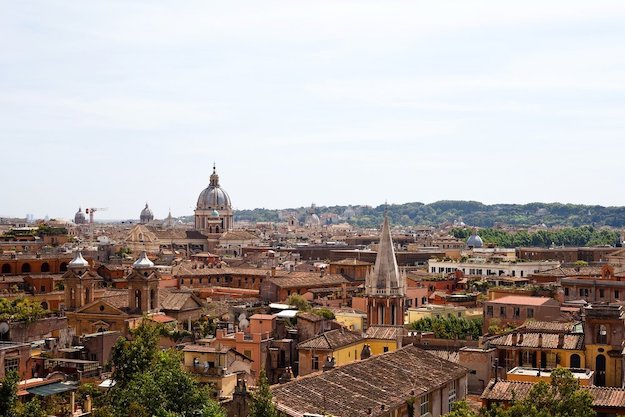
[231,200,625,229]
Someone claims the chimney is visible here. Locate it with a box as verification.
[323,356,336,372]
[512,333,518,346]
[271,267,276,277]
[360,344,372,360]
[538,333,543,348]
[518,333,524,345]
[558,333,565,348]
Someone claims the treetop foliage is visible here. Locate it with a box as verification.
[104,320,225,417]
[249,369,278,417]
[233,200,625,228]
[409,315,483,340]
[0,296,49,323]
[451,226,619,248]
[446,368,595,417]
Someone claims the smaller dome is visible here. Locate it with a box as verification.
[305,213,321,227]
[467,233,483,249]
[68,251,89,269]
[133,251,155,269]
[140,203,154,223]
[211,209,219,217]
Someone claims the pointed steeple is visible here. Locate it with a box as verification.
[366,214,405,296]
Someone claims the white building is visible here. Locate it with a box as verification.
[428,258,560,278]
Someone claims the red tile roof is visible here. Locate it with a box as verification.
[272,345,469,417]
[482,380,625,409]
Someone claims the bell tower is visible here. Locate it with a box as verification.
[127,251,160,314]
[365,214,406,326]
[63,251,96,310]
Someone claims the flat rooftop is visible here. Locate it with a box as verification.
[508,366,593,380]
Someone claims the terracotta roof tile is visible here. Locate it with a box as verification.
[482,380,625,409]
[298,329,363,350]
[365,325,404,340]
[272,345,469,417]
[487,332,584,350]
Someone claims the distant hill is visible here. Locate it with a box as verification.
[231,201,625,229]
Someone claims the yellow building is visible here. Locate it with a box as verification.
[297,326,403,376]
[485,307,625,388]
[332,307,367,332]
[182,344,252,399]
[406,304,470,323]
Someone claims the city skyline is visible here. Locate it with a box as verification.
[2,1,625,219]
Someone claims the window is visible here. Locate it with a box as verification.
[448,380,457,411]
[527,308,534,319]
[5,358,19,373]
[486,306,493,317]
[597,325,608,344]
[513,307,520,318]
[383,346,389,353]
[616,290,620,299]
[312,356,319,371]
[580,288,589,297]
[600,289,605,298]
[420,393,430,417]
[564,288,569,296]
[499,306,506,318]
[244,350,252,358]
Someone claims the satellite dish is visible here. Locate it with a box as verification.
[0,322,9,335]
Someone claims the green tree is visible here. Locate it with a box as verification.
[104,320,225,417]
[249,370,278,417]
[0,370,19,417]
[311,307,335,319]
[17,398,47,417]
[0,297,49,323]
[445,369,595,417]
[505,368,595,417]
[285,294,310,311]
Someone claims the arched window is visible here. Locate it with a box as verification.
[21,263,31,273]
[135,289,142,310]
[570,354,581,368]
[1,263,11,274]
[150,289,157,311]
[421,296,428,305]
[40,262,50,273]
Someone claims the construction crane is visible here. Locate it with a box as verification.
[85,208,108,224]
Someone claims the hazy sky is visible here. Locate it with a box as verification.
[2,1,625,220]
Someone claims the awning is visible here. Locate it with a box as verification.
[27,382,77,397]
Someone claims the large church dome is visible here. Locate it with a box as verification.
[197,165,232,210]
[74,208,86,224]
